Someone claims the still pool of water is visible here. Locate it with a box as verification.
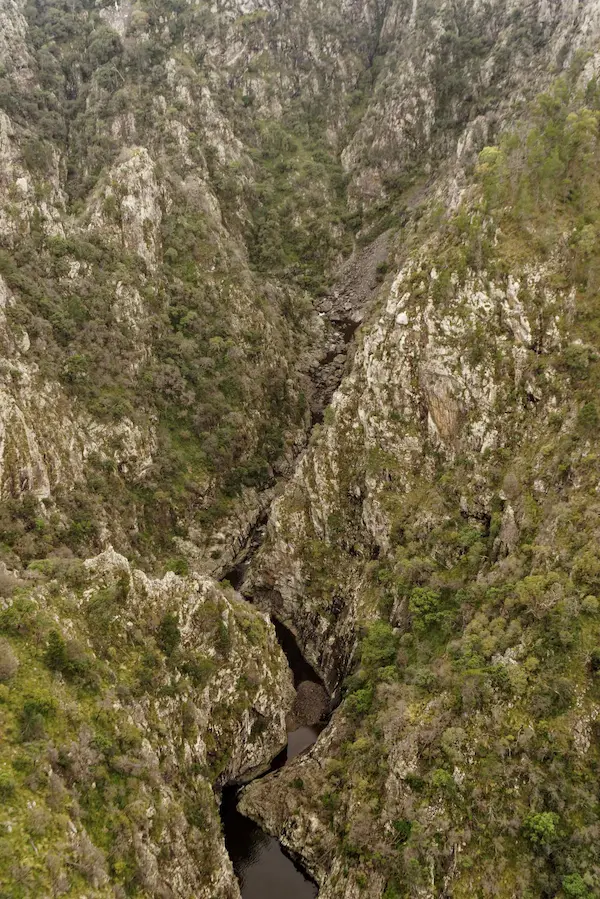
[219,543,327,899]
[221,791,318,899]
[221,720,324,899]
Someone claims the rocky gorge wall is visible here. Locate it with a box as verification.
[2,0,600,897]
[0,547,294,897]
[241,18,600,899]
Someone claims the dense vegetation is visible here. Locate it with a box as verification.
[0,0,368,569]
[0,553,289,897]
[3,0,600,897]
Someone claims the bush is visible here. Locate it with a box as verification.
[577,402,599,432]
[573,551,600,590]
[20,696,54,741]
[383,883,402,899]
[524,811,559,846]
[345,686,373,720]
[44,630,90,680]
[562,873,590,897]
[165,557,189,576]
[157,612,181,657]
[581,595,599,614]
[563,342,590,376]
[409,587,446,633]
[392,818,412,844]
[431,768,454,790]
[0,770,16,800]
[0,639,19,681]
[180,653,215,687]
[360,621,398,671]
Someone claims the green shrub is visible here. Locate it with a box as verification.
[409,587,445,632]
[577,402,599,432]
[0,639,19,681]
[345,686,373,720]
[216,620,231,656]
[0,770,16,800]
[383,882,402,899]
[562,873,590,897]
[563,343,590,376]
[20,696,55,741]
[180,653,215,687]
[360,621,398,671]
[404,773,425,792]
[157,612,181,657]
[165,557,189,576]
[524,811,559,846]
[431,768,454,790]
[44,630,90,680]
[581,595,599,614]
[392,818,412,844]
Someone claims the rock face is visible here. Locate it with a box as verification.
[0,548,293,898]
[0,0,596,570]
[0,273,156,504]
[240,8,600,898]
[3,0,600,897]
[0,0,356,571]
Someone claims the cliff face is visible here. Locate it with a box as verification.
[246,0,600,684]
[241,11,600,898]
[0,0,376,573]
[0,548,293,897]
[0,0,597,569]
[2,0,600,897]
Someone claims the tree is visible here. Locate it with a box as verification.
[524,812,559,846]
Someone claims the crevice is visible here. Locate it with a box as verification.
[216,228,391,896]
[219,580,329,897]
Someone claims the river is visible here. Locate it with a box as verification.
[220,579,326,898]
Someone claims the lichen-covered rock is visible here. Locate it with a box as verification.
[87,148,164,270]
[2,0,600,895]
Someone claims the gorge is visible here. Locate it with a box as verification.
[1,0,600,897]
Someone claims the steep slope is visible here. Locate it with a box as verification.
[0,549,293,897]
[2,0,600,898]
[243,46,600,899]
[0,0,384,574]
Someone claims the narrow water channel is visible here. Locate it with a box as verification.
[220,713,322,899]
[221,562,327,898]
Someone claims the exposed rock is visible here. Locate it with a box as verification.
[287,679,330,730]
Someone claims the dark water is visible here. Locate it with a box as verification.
[221,716,324,899]
[221,717,324,899]
[217,288,362,897]
[219,619,325,899]
[220,523,328,898]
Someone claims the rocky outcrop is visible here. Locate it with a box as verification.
[0,274,156,504]
[87,148,164,270]
[344,0,600,205]
[0,548,294,898]
[2,0,600,896]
